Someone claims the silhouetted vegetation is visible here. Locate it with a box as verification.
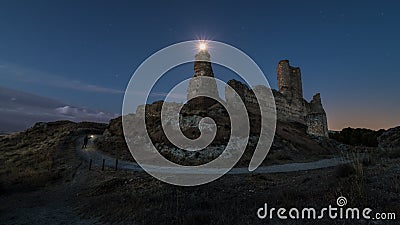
[329,127,385,147]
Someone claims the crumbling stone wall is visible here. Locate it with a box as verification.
[224,60,329,137]
[306,113,328,137]
[305,93,329,137]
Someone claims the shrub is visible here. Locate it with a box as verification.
[329,127,385,147]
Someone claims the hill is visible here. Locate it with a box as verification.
[0,119,399,224]
[94,99,338,166]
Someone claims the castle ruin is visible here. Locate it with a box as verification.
[275,60,328,137]
[186,50,329,137]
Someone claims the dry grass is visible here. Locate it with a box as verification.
[2,121,399,224]
[0,121,106,192]
[73,159,400,225]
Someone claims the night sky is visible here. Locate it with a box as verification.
[0,0,399,131]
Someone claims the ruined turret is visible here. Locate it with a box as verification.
[276,60,328,137]
[193,50,214,78]
[186,49,220,108]
[277,60,303,99]
[306,93,329,137]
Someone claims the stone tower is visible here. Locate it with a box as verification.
[187,49,220,107]
[275,60,329,137]
[277,60,303,99]
[306,93,329,137]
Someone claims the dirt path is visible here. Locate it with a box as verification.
[79,135,351,174]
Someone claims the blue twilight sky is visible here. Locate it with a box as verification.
[0,0,399,130]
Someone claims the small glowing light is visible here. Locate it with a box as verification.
[199,42,207,51]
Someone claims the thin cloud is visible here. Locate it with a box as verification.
[0,87,119,132]
[0,62,124,94]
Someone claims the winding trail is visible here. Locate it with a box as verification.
[77,135,351,174]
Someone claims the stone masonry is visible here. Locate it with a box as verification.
[186,49,329,137]
[186,49,220,109]
[275,60,328,136]
[224,60,329,137]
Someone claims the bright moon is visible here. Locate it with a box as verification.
[199,42,207,51]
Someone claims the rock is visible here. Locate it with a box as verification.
[378,126,400,148]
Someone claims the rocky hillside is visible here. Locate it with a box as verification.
[329,127,386,147]
[94,99,338,166]
[378,126,400,148]
[329,126,400,149]
[0,121,106,192]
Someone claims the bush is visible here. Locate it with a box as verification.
[329,127,385,147]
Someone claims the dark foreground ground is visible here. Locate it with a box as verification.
[0,121,399,224]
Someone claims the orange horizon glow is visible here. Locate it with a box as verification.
[326,108,400,131]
